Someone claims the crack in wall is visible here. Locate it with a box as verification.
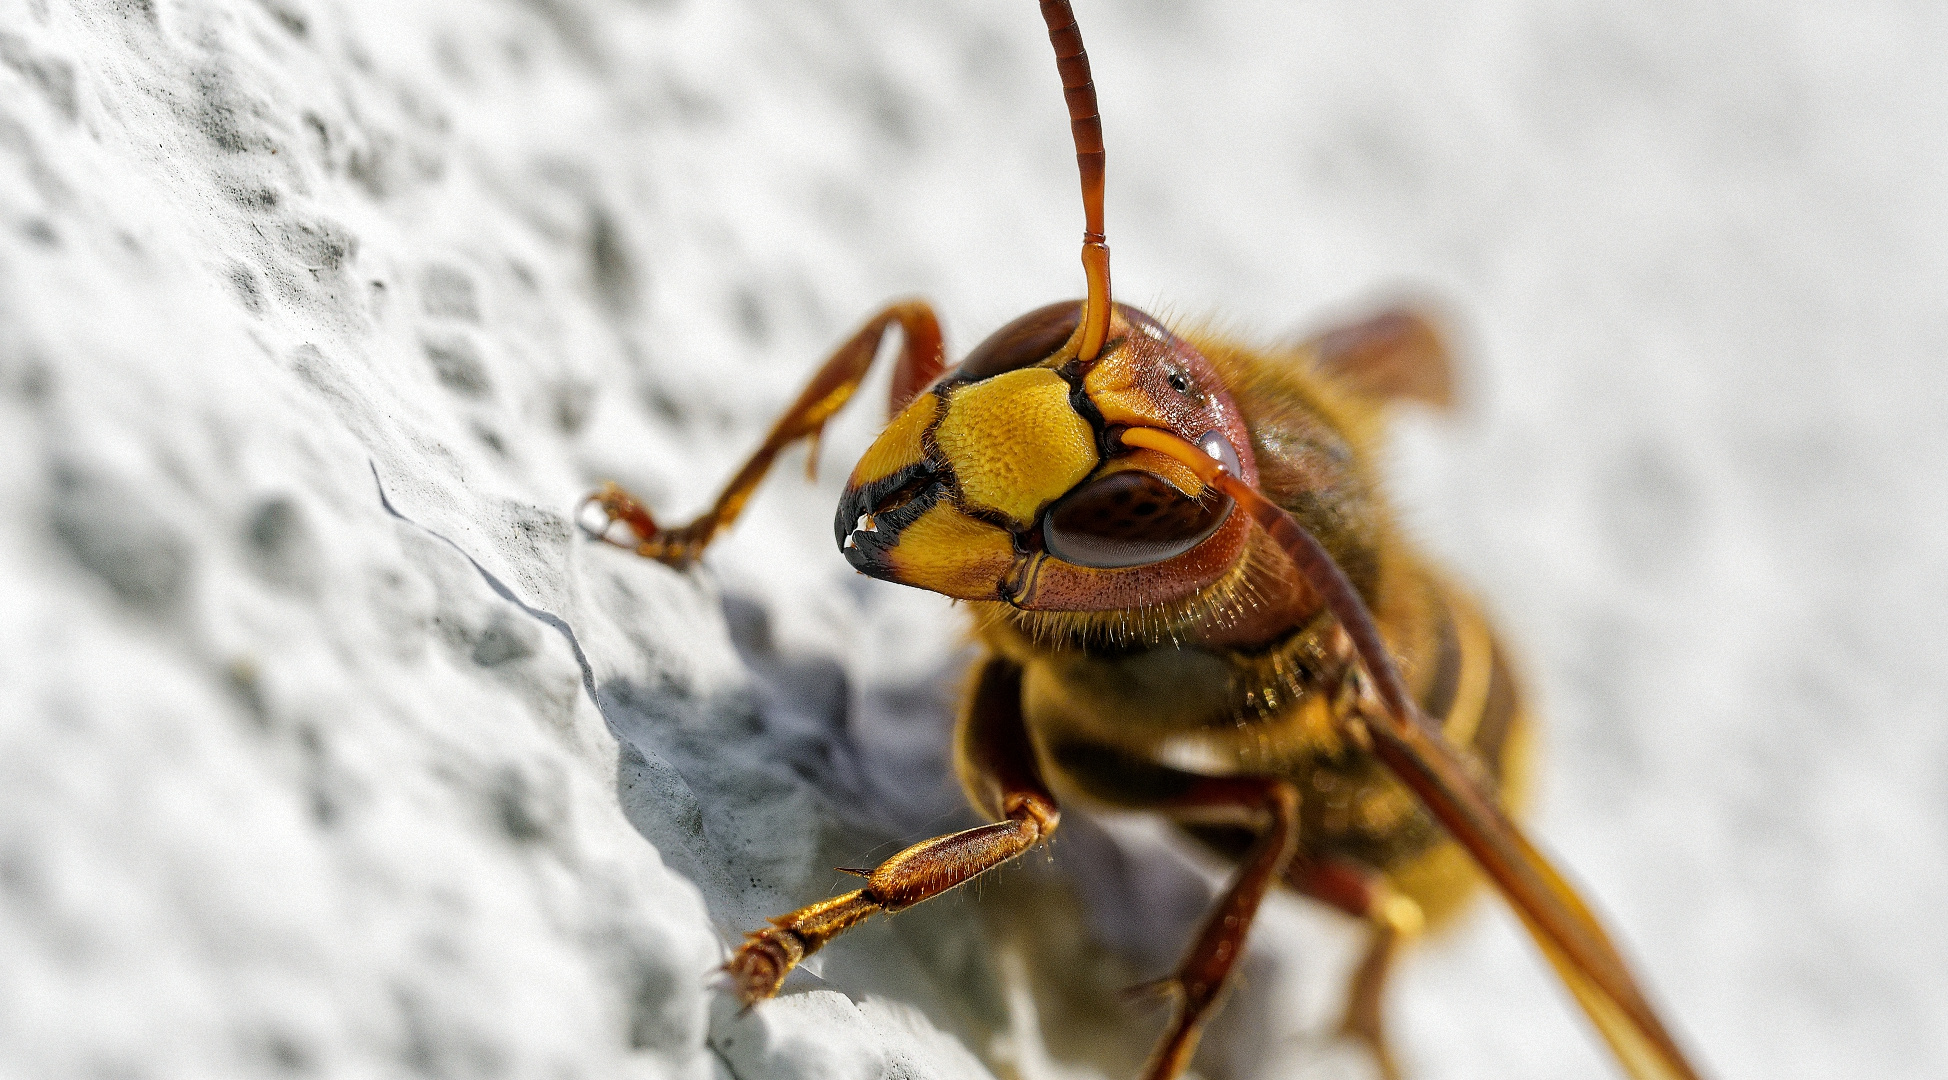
[370,461,606,722]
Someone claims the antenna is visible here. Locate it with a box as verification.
[1039,1,1111,362]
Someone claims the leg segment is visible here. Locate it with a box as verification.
[1303,306,1453,409]
[1141,777,1301,1080]
[1289,859,1425,1080]
[584,300,944,567]
[727,657,1055,1004]
[1122,426,1707,1080]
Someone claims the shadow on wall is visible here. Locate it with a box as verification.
[364,454,1304,1077]
[599,593,1305,1080]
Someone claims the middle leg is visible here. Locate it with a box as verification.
[1140,776,1302,1080]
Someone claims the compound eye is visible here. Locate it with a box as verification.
[1041,470,1232,569]
[956,301,1083,381]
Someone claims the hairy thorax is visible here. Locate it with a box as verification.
[977,542,1527,889]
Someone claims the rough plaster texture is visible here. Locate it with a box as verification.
[1,1,1944,1079]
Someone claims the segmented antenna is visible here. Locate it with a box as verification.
[1039,0,1111,362]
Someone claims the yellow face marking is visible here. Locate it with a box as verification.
[885,502,1018,599]
[849,392,939,488]
[933,368,1097,527]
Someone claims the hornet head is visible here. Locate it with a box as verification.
[836,3,1262,614]
[836,302,1258,612]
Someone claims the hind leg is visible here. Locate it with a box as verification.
[1289,859,1425,1080]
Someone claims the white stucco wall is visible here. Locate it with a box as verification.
[1,1,1942,1078]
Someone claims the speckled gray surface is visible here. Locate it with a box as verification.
[1,1,1944,1078]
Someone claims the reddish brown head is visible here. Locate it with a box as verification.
[835,302,1257,613]
[832,3,1265,618]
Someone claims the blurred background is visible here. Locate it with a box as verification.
[691,2,1948,1075]
[1,0,1943,1077]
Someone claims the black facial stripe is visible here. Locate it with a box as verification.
[1052,361,1117,465]
[834,461,944,551]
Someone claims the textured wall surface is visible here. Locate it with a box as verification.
[1,1,1944,1079]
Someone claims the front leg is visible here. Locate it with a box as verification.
[728,657,1055,1003]
[584,300,945,568]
